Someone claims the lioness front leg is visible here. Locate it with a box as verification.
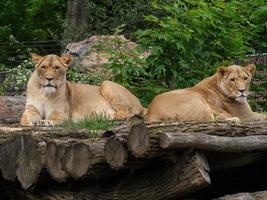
[36,111,68,127]
[212,108,241,122]
[245,112,267,121]
[20,105,42,126]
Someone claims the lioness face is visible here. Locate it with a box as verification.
[31,53,73,95]
[217,64,255,103]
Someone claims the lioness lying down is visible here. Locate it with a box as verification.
[20,54,145,126]
[147,64,266,122]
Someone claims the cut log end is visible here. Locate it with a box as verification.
[128,123,149,157]
[104,136,128,169]
[0,134,43,190]
[63,143,91,178]
[45,142,67,182]
[159,132,171,149]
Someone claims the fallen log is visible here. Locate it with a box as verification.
[128,121,267,157]
[160,132,267,152]
[18,150,211,200]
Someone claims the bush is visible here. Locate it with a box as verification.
[0,60,33,95]
[136,0,264,89]
[63,0,159,43]
[105,0,266,111]
[249,64,267,112]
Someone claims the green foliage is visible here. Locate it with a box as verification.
[101,38,167,106]
[60,116,115,137]
[63,0,156,43]
[249,64,267,112]
[0,60,33,95]
[242,1,267,53]
[86,0,154,36]
[104,0,266,111]
[0,0,65,66]
[136,0,261,89]
[0,0,66,41]
[67,67,107,86]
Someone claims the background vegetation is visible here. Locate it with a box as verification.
[0,0,266,110]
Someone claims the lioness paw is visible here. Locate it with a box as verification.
[36,120,55,127]
[225,117,241,123]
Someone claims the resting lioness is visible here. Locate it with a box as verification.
[20,53,145,126]
[147,64,266,122]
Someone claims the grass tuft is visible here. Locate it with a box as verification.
[60,115,115,131]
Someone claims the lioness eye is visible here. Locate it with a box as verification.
[244,77,248,80]
[230,78,235,82]
[55,66,60,70]
[41,66,46,70]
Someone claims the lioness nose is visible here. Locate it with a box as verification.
[46,77,54,81]
[238,89,245,94]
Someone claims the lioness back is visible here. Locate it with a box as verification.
[147,64,266,122]
[68,83,116,121]
[147,89,213,121]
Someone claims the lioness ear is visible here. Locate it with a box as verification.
[31,53,43,65]
[61,54,73,66]
[217,67,228,77]
[245,64,256,74]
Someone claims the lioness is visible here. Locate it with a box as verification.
[20,53,145,126]
[147,64,266,122]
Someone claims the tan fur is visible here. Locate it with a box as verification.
[147,64,266,122]
[20,54,145,126]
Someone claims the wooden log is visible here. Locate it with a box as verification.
[0,125,129,188]
[128,122,150,157]
[149,120,267,136]
[127,122,170,158]
[0,134,44,189]
[160,132,267,152]
[104,134,128,169]
[104,121,156,170]
[18,150,211,200]
[104,132,157,170]
[128,120,267,158]
[214,191,267,200]
[0,96,26,124]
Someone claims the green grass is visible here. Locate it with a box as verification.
[60,116,115,131]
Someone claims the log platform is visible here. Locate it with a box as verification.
[0,96,266,199]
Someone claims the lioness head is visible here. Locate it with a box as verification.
[31,53,73,95]
[217,64,255,103]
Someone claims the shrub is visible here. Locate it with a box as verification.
[0,60,33,95]
[135,0,262,89]
[249,64,267,112]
